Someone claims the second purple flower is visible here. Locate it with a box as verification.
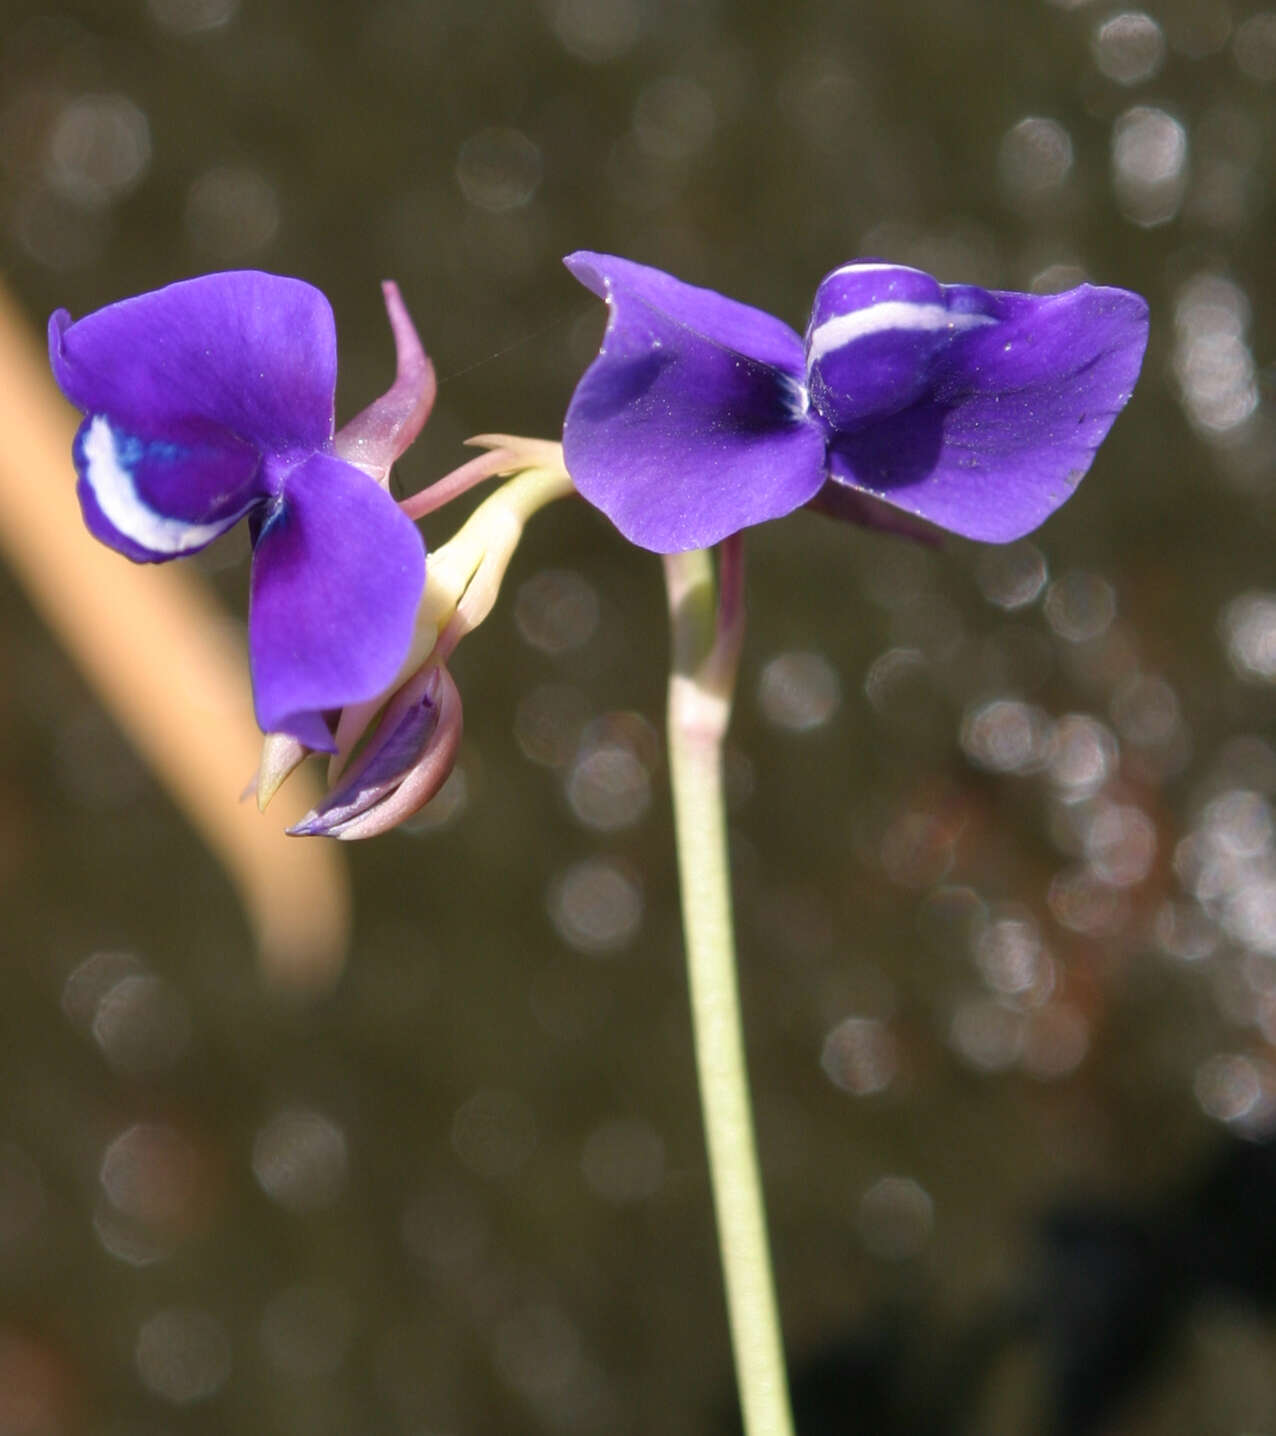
[562,253,1149,552]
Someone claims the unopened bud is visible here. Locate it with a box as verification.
[288,665,462,840]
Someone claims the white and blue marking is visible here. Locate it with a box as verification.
[77,414,242,558]
[805,262,997,430]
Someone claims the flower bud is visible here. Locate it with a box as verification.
[288,664,462,840]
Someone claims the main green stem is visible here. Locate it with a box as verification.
[664,540,795,1436]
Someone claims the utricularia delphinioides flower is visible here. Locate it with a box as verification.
[50,270,430,753]
[561,253,1149,552]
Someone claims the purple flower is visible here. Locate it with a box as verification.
[50,270,430,751]
[561,253,1149,553]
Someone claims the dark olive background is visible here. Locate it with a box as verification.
[4,0,1276,1431]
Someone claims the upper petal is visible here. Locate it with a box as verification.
[561,252,826,552]
[567,252,809,372]
[248,452,426,748]
[826,283,1149,542]
[49,271,338,453]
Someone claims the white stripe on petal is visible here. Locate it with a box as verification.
[808,301,996,364]
[81,414,232,556]
[826,261,928,280]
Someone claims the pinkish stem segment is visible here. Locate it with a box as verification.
[398,434,567,521]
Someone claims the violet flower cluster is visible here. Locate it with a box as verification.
[561,253,1149,552]
[50,252,1148,837]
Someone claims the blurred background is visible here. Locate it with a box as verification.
[3,0,1276,1430]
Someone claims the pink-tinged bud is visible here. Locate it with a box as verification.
[288,664,462,840]
[333,281,436,486]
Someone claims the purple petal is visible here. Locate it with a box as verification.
[289,665,463,839]
[562,252,826,552]
[49,271,337,453]
[806,261,998,430]
[248,451,426,748]
[71,411,263,562]
[567,252,808,372]
[333,281,436,485]
[826,284,1149,542]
